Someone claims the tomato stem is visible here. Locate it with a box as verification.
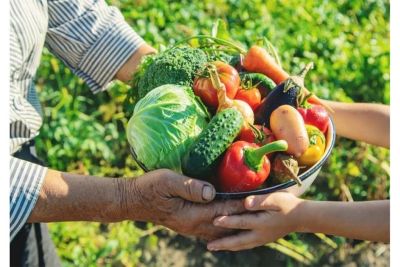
[244,140,288,172]
[248,124,265,144]
[299,93,313,108]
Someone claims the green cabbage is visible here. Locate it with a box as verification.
[127,84,210,173]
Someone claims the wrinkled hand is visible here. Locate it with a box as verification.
[122,169,246,240]
[207,192,303,251]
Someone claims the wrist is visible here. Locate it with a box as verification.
[115,43,157,83]
[291,198,311,233]
[30,171,137,223]
[113,177,145,222]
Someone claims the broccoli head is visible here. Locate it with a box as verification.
[137,47,208,98]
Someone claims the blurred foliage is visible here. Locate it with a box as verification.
[49,221,161,266]
[34,0,389,266]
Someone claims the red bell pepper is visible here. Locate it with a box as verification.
[218,140,288,192]
[297,104,329,134]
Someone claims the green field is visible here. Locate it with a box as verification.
[35,0,390,266]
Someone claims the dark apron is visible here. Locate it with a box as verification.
[11,141,61,267]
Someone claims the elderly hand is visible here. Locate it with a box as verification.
[122,169,246,240]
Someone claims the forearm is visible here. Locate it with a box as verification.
[115,43,157,83]
[297,199,389,242]
[322,100,389,148]
[27,169,138,223]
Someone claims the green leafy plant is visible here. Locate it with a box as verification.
[127,84,210,172]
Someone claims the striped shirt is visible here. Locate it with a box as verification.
[10,0,144,240]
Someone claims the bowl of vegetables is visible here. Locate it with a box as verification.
[214,118,335,199]
[126,20,336,199]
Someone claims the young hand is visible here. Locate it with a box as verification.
[206,191,390,251]
[207,192,303,251]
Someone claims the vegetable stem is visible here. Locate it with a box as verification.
[207,64,224,90]
[244,140,288,171]
[298,62,314,79]
[173,35,247,54]
[251,140,288,159]
[207,64,228,110]
[249,123,264,143]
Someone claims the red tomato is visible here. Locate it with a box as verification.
[297,104,329,134]
[193,61,240,108]
[234,87,262,111]
[239,125,276,145]
[193,78,217,107]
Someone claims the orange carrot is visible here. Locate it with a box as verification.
[243,45,334,114]
[243,45,288,84]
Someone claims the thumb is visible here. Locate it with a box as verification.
[166,173,216,203]
[244,194,281,211]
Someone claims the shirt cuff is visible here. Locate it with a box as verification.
[75,21,145,94]
[10,157,47,241]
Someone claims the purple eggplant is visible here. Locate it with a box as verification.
[255,63,314,127]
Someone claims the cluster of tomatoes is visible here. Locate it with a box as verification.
[193,61,262,112]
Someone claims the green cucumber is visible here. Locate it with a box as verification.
[240,72,276,98]
[182,108,244,179]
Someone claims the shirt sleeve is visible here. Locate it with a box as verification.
[10,157,47,241]
[45,0,145,94]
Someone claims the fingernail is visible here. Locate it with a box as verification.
[246,196,255,208]
[202,185,214,201]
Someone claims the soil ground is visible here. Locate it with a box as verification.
[137,231,389,267]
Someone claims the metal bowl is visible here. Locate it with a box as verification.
[130,118,336,200]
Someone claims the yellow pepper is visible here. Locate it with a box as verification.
[297,125,326,166]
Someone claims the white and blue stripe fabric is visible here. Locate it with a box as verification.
[10,0,145,240]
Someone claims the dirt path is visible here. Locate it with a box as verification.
[137,232,389,267]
